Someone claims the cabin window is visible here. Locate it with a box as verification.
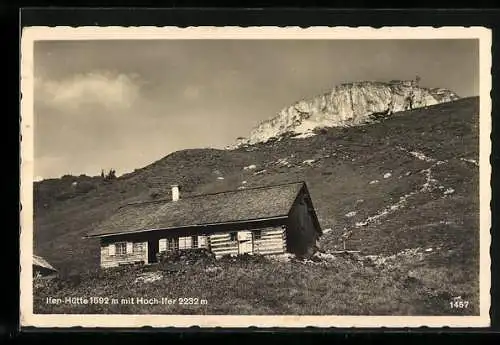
[179,236,194,250]
[115,242,127,256]
[159,239,167,253]
[167,238,179,251]
[230,232,237,242]
[254,230,262,240]
[192,236,198,248]
[126,242,133,254]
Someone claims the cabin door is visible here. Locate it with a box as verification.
[148,239,159,264]
[237,231,253,254]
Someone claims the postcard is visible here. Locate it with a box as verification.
[20,25,492,328]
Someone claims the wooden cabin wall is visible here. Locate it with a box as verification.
[209,226,286,258]
[100,240,148,268]
[209,233,239,258]
[97,219,291,267]
[286,193,320,257]
[253,227,287,255]
[158,235,210,253]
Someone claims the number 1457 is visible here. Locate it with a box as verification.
[450,300,469,309]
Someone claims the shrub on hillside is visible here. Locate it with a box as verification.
[157,248,216,265]
[218,253,269,264]
[101,169,117,182]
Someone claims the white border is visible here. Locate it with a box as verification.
[20,26,492,328]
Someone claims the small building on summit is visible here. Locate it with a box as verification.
[84,181,322,268]
[33,255,58,279]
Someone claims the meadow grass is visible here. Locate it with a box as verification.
[34,251,478,316]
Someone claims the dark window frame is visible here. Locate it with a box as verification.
[167,237,179,251]
[254,230,262,240]
[115,242,127,256]
[230,232,237,242]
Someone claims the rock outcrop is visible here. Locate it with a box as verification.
[239,80,460,145]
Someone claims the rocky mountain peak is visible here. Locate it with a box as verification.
[236,80,460,146]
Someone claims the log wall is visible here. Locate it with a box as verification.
[253,226,287,255]
[209,226,286,258]
[99,225,289,267]
[100,240,148,268]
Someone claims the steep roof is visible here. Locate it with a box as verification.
[33,255,57,272]
[85,181,308,238]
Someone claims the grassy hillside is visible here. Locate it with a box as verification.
[34,251,478,315]
[33,97,480,315]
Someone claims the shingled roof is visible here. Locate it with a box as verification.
[33,255,57,272]
[85,181,315,238]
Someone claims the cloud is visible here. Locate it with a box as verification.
[35,71,142,111]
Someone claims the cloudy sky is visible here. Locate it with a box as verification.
[33,39,479,179]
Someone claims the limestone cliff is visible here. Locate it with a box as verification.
[239,80,460,145]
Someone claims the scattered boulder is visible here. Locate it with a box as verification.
[443,188,455,195]
[253,169,267,175]
[204,266,222,274]
[243,164,257,170]
[345,211,357,218]
[134,271,163,284]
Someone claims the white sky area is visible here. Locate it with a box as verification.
[33,39,479,179]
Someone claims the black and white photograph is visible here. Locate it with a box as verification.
[20,26,491,328]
